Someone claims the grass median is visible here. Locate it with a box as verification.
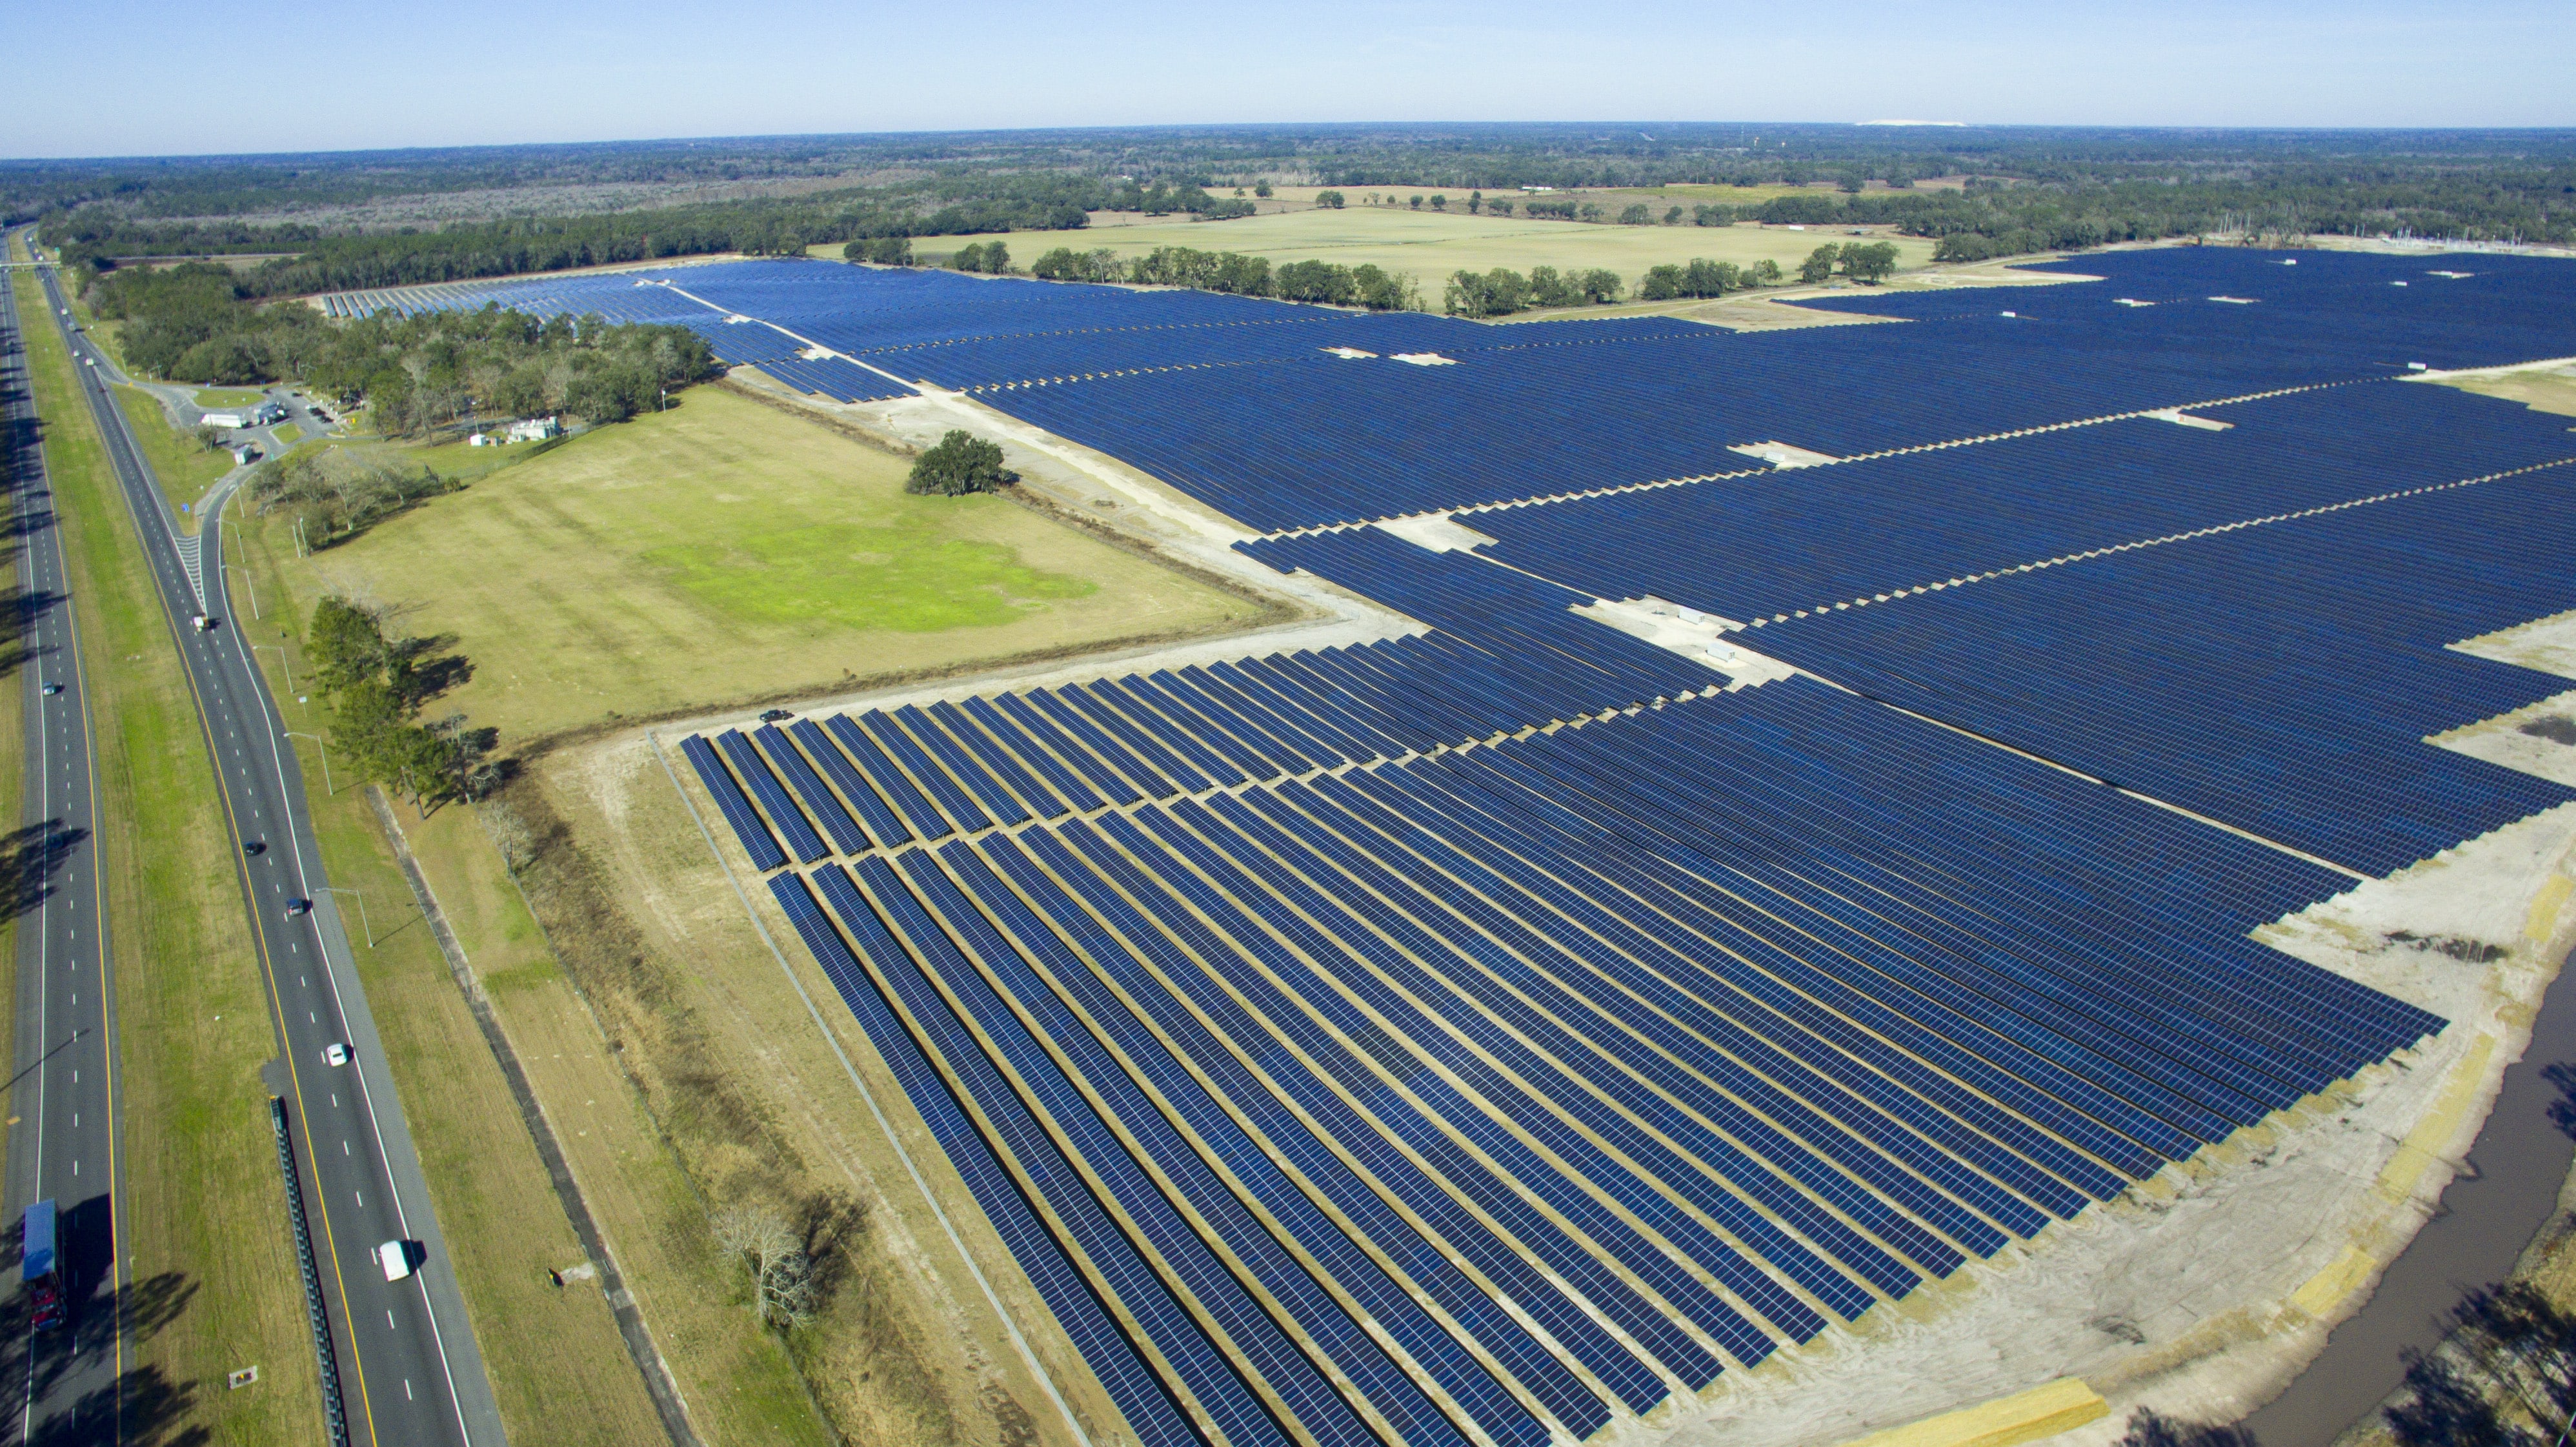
[110,384,231,523]
[15,268,323,1444]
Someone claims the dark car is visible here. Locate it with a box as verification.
[758,708,794,722]
[283,897,311,918]
[243,840,266,856]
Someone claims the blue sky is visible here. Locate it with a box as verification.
[10,0,2571,158]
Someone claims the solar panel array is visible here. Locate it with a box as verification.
[752,673,2442,1447]
[617,246,2576,1445]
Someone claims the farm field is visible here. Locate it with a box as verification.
[861,204,1935,292]
[231,383,1271,745]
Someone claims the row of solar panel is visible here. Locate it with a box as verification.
[763,676,2439,1447]
[750,354,913,403]
[1740,463,2576,876]
[679,592,1724,875]
[1471,381,2576,624]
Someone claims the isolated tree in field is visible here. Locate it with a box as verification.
[907,430,1016,496]
[1664,205,1684,225]
[1487,197,1513,217]
[1799,244,1842,283]
[1315,190,1345,208]
[193,423,225,451]
[1840,241,1900,284]
[1254,180,1273,197]
[1618,203,1652,225]
[1753,258,1784,283]
[1409,195,1424,209]
[712,1205,817,1331]
[1467,190,1483,214]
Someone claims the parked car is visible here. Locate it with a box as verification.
[758,708,794,722]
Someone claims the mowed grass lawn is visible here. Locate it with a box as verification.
[873,204,1935,296]
[245,384,1269,742]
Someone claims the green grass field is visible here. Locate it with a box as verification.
[869,203,1935,303]
[237,383,1269,745]
[193,388,268,408]
[17,268,324,1446]
[270,421,301,446]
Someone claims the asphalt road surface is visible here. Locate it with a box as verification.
[7,242,505,1446]
[3,226,129,1447]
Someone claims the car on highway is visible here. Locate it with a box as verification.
[40,682,61,696]
[759,708,794,722]
[242,840,265,856]
[377,1240,418,1281]
[190,614,218,631]
[284,896,311,918]
[323,1043,351,1067]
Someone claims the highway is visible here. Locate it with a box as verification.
[3,232,127,1445]
[9,239,507,1446]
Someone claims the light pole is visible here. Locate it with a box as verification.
[316,886,375,947]
[252,643,295,696]
[283,731,334,794]
[225,563,259,620]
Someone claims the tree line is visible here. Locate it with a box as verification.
[1028,245,1421,309]
[306,597,499,809]
[86,262,721,427]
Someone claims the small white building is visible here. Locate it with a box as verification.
[505,416,561,443]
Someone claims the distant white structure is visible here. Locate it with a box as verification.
[200,400,285,429]
[505,416,561,443]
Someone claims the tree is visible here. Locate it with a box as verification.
[1578,203,1605,223]
[712,1205,817,1331]
[1841,240,1900,283]
[1316,190,1345,208]
[1467,190,1484,214]
[1444,268,1529,318]
[1640,265,1687,301]
[1577,268,1624,303]
[907,430,1015,496]
[1431,194,1448,211]
[1753,258,1784,283]
[1799,244,1842,283]
[1349,265,1418,312]
[1409,195,1424,210]
[951,242,991,273]
[1276,259,1357,305]
[1664,205,1685,225]
[843,236,912,265]
[192,423,225,451]
[1487,197,1514,218]
[1254,180,1273,197]
[1618,203,1652,225]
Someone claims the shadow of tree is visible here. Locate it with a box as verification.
[0,819,88,926]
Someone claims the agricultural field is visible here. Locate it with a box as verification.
[869,204,1935,296]
[230,382,1271,746]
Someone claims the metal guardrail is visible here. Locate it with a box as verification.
[270,1096,352,1446]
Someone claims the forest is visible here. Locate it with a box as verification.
[15,123,2573,296]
